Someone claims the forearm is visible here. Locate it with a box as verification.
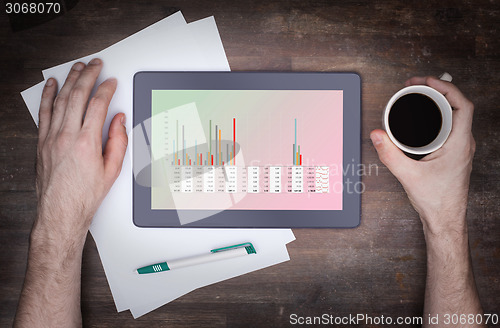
[14,60,126,326]
[422,213,484,328]
[14,220,87,328]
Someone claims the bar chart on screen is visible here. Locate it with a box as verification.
[150,90,343,210]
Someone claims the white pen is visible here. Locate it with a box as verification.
[136,242,256,274]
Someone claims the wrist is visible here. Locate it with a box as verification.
[421,212,469,255]
[27,226,86,284]
[419,204,468,236]
[35,201,91,240]
[31,215,88,253]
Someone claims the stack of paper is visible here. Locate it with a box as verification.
[21,12,295,318]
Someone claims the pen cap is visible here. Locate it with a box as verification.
[211,242,256,254]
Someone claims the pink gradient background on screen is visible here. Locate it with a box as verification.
[152,90,343,210]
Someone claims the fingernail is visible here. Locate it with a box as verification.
[89,58,101,65]
[73,62,85,71]
[108,77,117,84]
[370,133,383,146]
[121,114,126,126]
[46,78,54,86]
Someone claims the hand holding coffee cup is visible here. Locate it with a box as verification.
[383,73,453,155]
[371,75,476,234]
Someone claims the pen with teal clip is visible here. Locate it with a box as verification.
[137,242,257,274]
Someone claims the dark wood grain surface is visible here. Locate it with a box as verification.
[1,1,499,327]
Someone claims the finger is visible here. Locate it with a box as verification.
[48,62,85,135]
[82,78,117,137]
[103,113,128,189]
[61,58,104,131]
[370,129,416,180]
[38,78,58,146]
[405,76,429,86]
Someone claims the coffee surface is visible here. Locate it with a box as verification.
[388,93,442,147]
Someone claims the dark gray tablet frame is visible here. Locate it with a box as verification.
[133,72,361,228]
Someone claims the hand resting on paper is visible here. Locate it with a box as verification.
[14,58,127,327]
[371,77,484,327]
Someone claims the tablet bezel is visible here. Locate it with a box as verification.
[133,72,361,228]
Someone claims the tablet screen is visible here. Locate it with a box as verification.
[150,90,343,211]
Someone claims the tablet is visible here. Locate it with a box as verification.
[133,72,361,228]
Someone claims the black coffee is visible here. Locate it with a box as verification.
[388,93,442,147]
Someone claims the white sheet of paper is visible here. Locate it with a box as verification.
[20,81,45,126]
[129,242,293,318]
[187,16,230,70]
[20,12,296,318]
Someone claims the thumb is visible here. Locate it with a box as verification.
[103,113,128,189]
[370,129,415,179]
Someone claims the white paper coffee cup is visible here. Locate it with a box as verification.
[383,84,453,155]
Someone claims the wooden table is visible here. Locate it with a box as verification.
[1,1,499,326]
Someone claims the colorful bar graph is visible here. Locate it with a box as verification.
[171,118,237,166]
[293,119,302,166]
[169,117,309,167]
[233,118,236,165]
